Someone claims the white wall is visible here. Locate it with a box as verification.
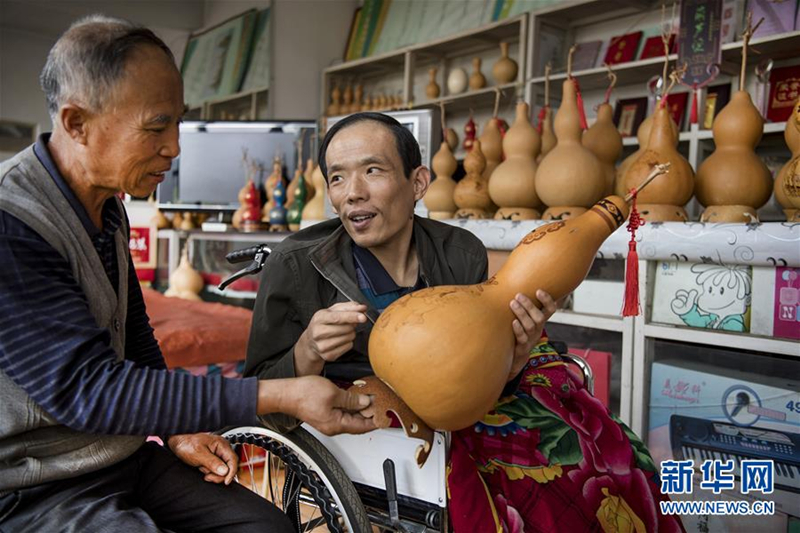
[202,0,358,119]
[0,1,198,137]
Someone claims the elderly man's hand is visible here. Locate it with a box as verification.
[263,376,377,436]
[167,433,238,485]
[507,290,557,381]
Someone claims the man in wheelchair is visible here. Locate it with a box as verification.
[246,113,684,532]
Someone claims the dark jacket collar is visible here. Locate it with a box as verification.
[307,216,438,323]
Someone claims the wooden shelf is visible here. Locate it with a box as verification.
[415,82,521,114]
[642,323,799,358]
[528,54,677,97]
[720,30,800,74]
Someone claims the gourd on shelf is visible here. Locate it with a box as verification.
[614,112,678,197]
[492,41,517,84]
[426,68,441,99]
[622,104,693,222]
[469,57,487,90]
[302,164,327,221]
[694,90,773,223]
[488,101,542,219]
[453,139,493,219]
[779,99,800,214]
[426,141,458,220]
[369,166,668,431]
[535,78,605,220]
[584,102,622,196]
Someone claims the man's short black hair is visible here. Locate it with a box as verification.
[317,112,421,182]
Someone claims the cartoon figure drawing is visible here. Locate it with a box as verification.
[670,263,751,332]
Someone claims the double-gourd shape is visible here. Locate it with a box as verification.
[426,141,459,219]
[583,103,622,195]
[370,194,634,430]
[622,105,693,221]
[488,102,542,219]
[777,99,800,218]
[614,113,678,197]
[302,164,326,221]
[695,91,773,223]
[535,79,605,220]
[453,139,493,218]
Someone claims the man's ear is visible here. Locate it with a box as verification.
[412,166,431,201]
[58,104,91,145]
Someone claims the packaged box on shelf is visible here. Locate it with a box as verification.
[648,357,800,519]
[651,261,752,333]
[750,266,800,340]
[571,279,624,316]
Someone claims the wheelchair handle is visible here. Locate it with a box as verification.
[225,245,270,264]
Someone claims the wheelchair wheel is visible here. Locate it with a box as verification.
[221,426,371,533]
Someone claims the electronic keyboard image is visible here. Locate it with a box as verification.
[669,414,800,494]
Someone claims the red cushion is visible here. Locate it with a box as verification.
[142,288,252,368]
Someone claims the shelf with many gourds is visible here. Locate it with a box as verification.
[322,14,527,119]
[425,12,800,225]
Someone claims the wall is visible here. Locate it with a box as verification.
[0,1,199,139]
[202,0,358,119]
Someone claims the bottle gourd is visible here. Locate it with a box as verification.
[488,102,542,219]
[370,184,659,430]
[695,91,773,222]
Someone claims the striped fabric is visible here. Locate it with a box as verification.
[0,136,258,436]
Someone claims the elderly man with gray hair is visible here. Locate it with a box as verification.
[0,15,374,532]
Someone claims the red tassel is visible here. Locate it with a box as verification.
[573,78,588,130]
[622,190,645,317]
[689,85,699,125]
[536,105,547,134]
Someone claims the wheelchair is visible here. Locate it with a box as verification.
[218,245,594,533]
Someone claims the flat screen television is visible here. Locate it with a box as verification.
[157,120,316,211]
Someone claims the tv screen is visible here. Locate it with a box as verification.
[158,121,316,210]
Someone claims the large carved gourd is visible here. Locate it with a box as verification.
[535,79,605,220]
[622,105,693,221]
[453,140,493,218]
[614,113,678,197]
[488,102,542,219]
[370,194,634,430]
[779,99,800,214]
[583,103,622,195]
[426,141,458,219]
[695,91,773,222]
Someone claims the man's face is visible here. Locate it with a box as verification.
[325,122,428,251]
[83,45,184,198]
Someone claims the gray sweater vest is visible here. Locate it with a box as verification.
[0,146,143,494]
